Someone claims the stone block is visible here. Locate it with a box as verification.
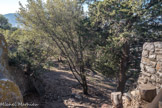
[149,54,156,60]
[157,55,162,62]
[122,95,131,108]
[147,88,162,108]
[143,42,155,51]
[156,62,162,71]
[111,92,122,108]
[142,57,156,68]
[140,63,145,71]
[139,84,156,102]
[155,49,162,54]
[151,75,156,82]
[145,66,156,74]
[101,104,111,108]
[142,50,149,57]
[142,71,151,77]
[131,90,140,98]
[154,42,162,49]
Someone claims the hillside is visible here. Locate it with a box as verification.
[4,13,18,27]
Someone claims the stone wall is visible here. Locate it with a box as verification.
[138,42,162,92]
[0,33,23,105]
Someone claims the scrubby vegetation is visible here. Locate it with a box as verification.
[0,0,161,96]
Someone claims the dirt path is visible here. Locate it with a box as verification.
[24,65,116,108]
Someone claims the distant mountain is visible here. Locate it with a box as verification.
[4,13,18,27]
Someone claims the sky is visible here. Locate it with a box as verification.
[0,0,88,15]
[0,0,27,15]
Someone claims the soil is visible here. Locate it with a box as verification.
[24,62,116,108]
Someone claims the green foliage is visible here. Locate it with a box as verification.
[17,0,91,94]
[0,14,11,30]
[88,0,161,92]
[4,29,53,73]
[89,0,161,77]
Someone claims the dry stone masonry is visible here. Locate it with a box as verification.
[111,42,162,108]
[138,42,162,92]
[0,33,23,107]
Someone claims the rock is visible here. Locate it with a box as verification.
[131,90,140,98]
[0,33,24,106]
[101,104,111,108]
[140,63,145,71]
[147,88,162,108]
[111,92,122,108]
[156,62,162,72]
[145,66,156,74]
[122,95,131,108]
[139,84,156,102]
[142,72,151,77]
[149,54,156,60]
[142,50,149,57]
[159,101,162,108]
[75,94,82,100]
[157,55,162,62]
[141,57,156,68]
[0,79,23,103]
[154,42,162,49]
[155,49,162,54]
[143,42,155,51]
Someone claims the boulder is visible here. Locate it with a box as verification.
[0,33,23,106]
[111,92,122,108]
[139,84,156,102]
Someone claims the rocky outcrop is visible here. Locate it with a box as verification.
[0,33,23,105]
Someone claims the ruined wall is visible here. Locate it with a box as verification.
[0,33,23,105]
[138,42,162,92]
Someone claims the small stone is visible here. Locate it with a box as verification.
[131,90,140,98]
[142,57,156,68]
[157,55,162,62]
[149,54,156,60]
[142,72,151,77]
[143,42,155,51]
[154,42,162,49]
[155,49,162,54]
[122,95,131,108]
[156,62,162,71]
[145,66,156,74]
[140,63,145,71]
[101,104,111,108]
[111,92,122,108]
[142,50,149,57]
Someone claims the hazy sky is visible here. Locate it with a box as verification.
[0,0,88,15]
[0,0,27,15]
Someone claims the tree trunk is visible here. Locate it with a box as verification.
[117,42,130,93]
[82,75,88,95]
[80,64,88,95]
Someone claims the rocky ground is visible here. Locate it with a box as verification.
[23,62,116,108]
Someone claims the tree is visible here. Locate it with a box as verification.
[88,0,161,93]
[3,29,53,75]
[17,0,91,94]
[0,14,11,30]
